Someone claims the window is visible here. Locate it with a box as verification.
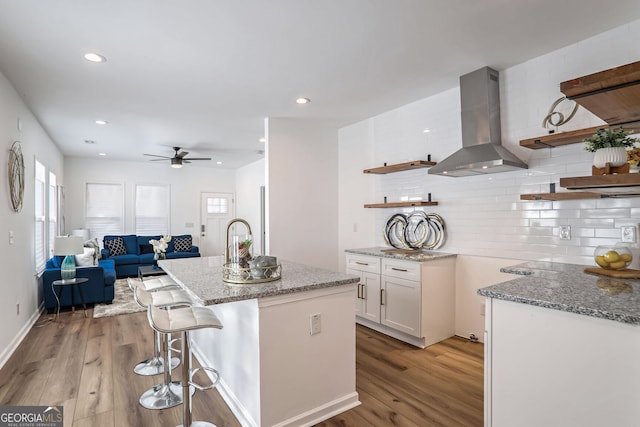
[135,184,170,235]
[48,172,57,258]
[35,161,46,270]
[207,197,228,214]
[85,182,124,242]
[35,162,61,270]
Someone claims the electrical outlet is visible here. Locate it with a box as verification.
[559,225,571,240]
[310,313,321,335]
[621,226,636,243]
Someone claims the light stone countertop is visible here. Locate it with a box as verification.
[345,247,457,262]
[477,261,640,325]
[158,256,359,305]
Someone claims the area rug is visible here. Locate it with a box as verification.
[93,278,145,318]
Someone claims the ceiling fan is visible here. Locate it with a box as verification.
[144,146,212,168]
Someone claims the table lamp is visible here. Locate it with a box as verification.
[54,236,84,282]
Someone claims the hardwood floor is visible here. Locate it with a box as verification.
[0,309,483,427]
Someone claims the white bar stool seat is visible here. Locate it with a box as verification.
[127,277,183,376]
[136,286,194,411]
[148,304,223,427]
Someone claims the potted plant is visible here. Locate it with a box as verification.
[583,127,639,168]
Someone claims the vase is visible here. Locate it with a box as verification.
[154,252,166,261]
[593,147,627,168]
[229,234,252,268]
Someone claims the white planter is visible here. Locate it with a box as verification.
[593,147,627,168]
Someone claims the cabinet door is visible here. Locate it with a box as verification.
[381,275,421,337]
[346,268,365,317]
[360,271,381,323]
[347,268,381,322]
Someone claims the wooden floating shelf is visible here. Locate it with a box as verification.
[363,160,436,174]
[521,174,640,200]
[561,60,640,126]
[364,201,439,208]
[521,60,640,150]
[560,173,640,189]
[520,192,612,201]
[519,124,638,150]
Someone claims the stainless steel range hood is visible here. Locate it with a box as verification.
[428,67,527,177]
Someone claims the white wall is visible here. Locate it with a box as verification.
[236,159,266,256]
[64,157,236,247]
[268,118,341,271]
[0,71,64,368]
[338,19,640,338]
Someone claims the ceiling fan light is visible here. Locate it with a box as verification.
[171,158,183,168]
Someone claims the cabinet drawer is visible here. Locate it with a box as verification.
[346,254,380,274]
[382,258,421,281]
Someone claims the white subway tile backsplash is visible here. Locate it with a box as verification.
[340,19,640,265]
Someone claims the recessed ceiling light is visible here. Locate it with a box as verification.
[423,128,431,133]
[84,139,95,144]
[296,97,310,104]
[98,152,107,156]
[95,120,108,125]
[216,161,223,165]
[259,137,266,143]
[84,52,106,63]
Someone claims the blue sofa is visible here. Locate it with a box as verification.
[42,257,116,313]
[101,234,200,278]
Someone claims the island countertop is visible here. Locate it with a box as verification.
[158,256,359,305]
[345,247,456,262]
[477,261,640,325]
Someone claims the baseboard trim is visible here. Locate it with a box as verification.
[271,392,361,427]
[356,317,427,348]
[0,304,44,370]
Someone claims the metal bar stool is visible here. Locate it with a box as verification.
[148,304,223,427]
[127,277,181,376]
[135,286,194,410]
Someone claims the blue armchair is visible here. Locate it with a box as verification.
[42,257,116,313]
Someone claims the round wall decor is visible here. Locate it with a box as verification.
[8,141,25,212]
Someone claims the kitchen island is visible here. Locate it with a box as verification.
[478,261,640,427]
[158,256,360,427]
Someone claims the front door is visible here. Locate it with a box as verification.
[200,192,234,257]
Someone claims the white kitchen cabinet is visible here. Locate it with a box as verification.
[484,298,640,427]
[380,258,422,336]
[346,253,455,348]
[346,254,381,322]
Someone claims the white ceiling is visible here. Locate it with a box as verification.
[1,1,640,169]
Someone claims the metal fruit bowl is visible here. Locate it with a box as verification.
[222,262,282,285]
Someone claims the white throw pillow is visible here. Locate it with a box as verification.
[75,247,96,267]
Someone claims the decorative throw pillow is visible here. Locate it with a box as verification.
[75,247,95,267]
[84,238,101,264]
[173,236,192,252]
[139,243,154,254]
[105,236,127,256]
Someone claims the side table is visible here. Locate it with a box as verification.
[52,277,89,320]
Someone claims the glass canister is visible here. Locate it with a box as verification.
[229,234,253,268]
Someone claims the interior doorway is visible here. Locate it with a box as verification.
[200,192,234,256]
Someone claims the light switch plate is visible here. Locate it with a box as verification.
[621,226,636,243]
[559,225,571,240]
